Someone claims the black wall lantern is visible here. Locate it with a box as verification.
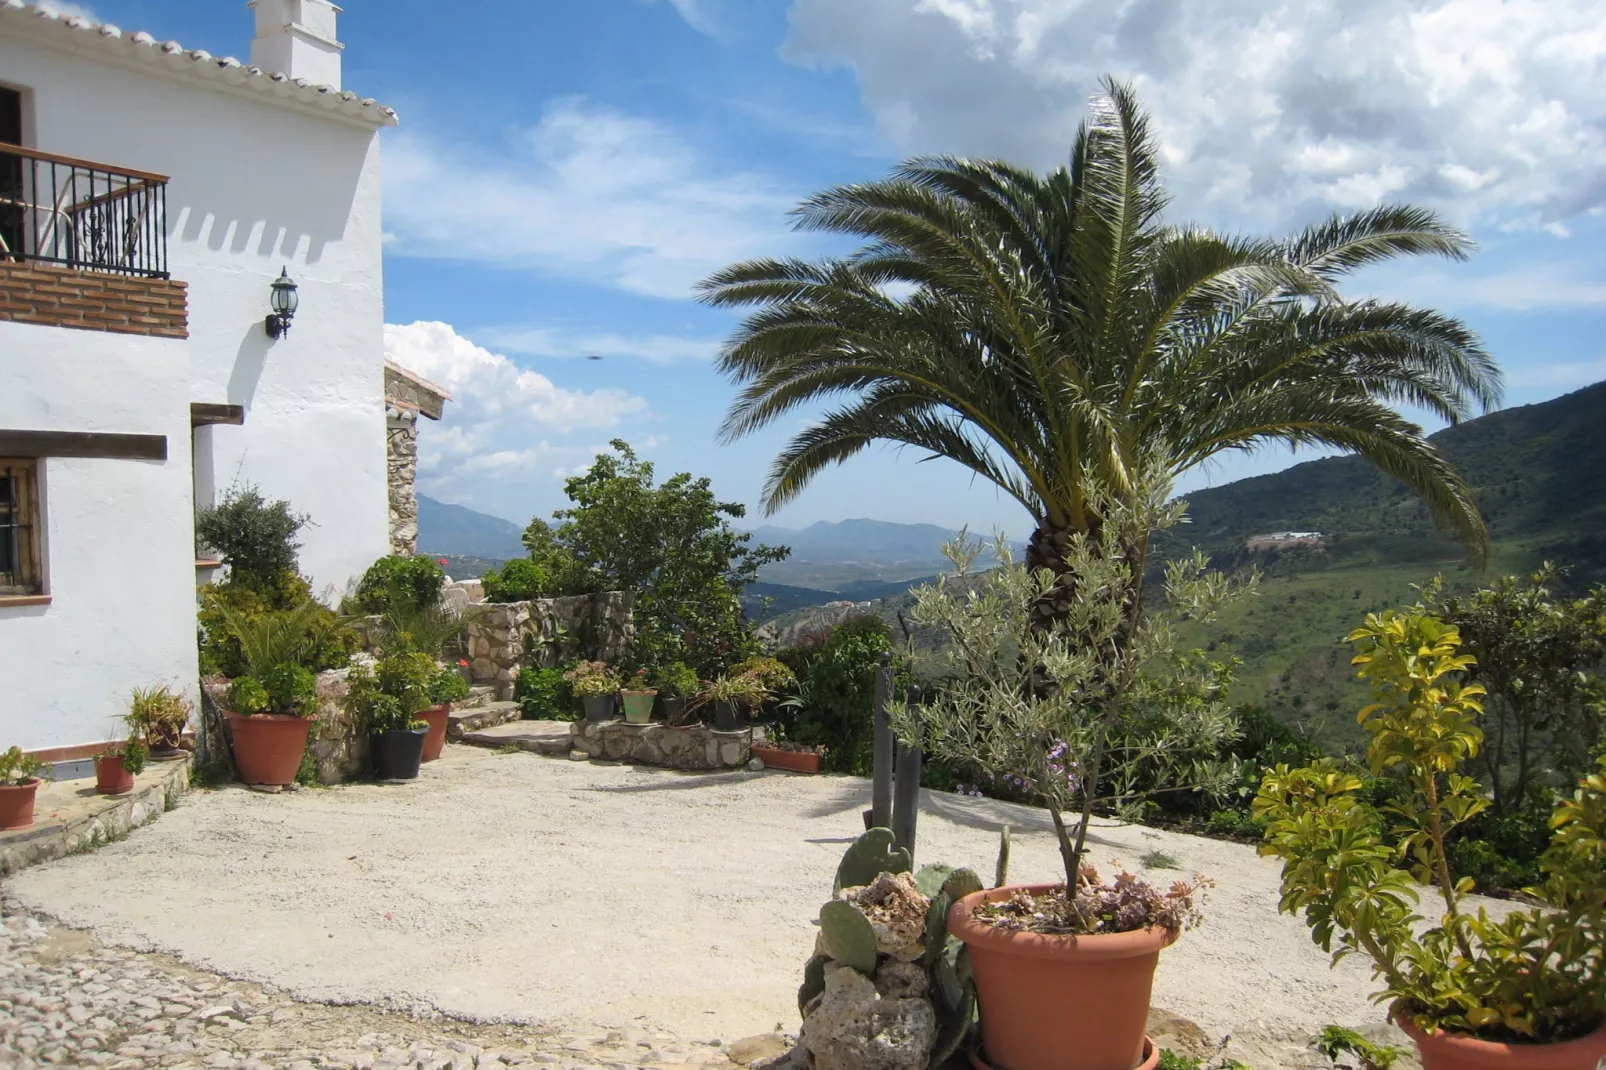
[263,267,299,339]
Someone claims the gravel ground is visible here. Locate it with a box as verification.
[1,746,1468,1048]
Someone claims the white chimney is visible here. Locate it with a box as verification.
[248,0,344,89]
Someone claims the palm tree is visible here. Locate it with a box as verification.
[700,78,1501,634]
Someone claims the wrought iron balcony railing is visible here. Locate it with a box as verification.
[0,142,169,279]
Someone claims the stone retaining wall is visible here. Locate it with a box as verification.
[464,592,634,700]
[201,668,366,786]
[568,720,752,771]
[0,758,190,877]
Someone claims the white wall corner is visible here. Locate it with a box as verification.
[248,0,345,90]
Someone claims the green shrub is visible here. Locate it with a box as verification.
[194,485,308,589]
[347,555,445,614]
[481,558,550,603]
[345,653,434,733]
[0,746,47,786]
[198,572,358,677]
[651,661,699,699]
[783,616,904,775]
[429,665,471,705]
[1448,794,1556,894]
[515,666,573,721]
[226,676,271,715]
[260,663,318,717]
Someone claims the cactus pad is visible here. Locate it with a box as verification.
[819,900,878,975]
[834,827,912,894]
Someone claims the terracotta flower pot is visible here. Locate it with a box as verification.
[0,778,41,830]
[948,883,1179,1070]
[621,690,656,725]
[751,744,822,773]
[1399,1017,1606,1070]
[227,713,313,787]
[94,755,135,796]
[418,704,450,762]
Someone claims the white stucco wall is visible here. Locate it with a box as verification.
[0,322,199,752]
[0,29,390,749]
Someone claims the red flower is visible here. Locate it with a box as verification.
[457,658,470,668]
[437,558,449,566]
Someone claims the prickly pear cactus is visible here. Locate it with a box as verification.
[834,826,913,894]
[941,867,984,903]
[820,899,879,975]
[914,863,955,898]
[995,825,1011,888]
[798,953,830,1016]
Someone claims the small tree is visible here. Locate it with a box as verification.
[896,480,1250,890]
[1422,566,1606,813]
[194,485,309,589]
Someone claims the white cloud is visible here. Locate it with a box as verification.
[1378,262,1606,312]
[783,0,1606,232]
[645,0,719,36]
[472,326,720,364]
[383,98,801,300]
[385,321,651,516]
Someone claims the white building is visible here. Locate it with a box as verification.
[0,1,398,756]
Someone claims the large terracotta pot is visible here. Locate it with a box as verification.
[94,755,135,796]
[227,713,313,787]
[0,778,41,830]
[949,883,1178,1070]
[418,704,450,762]
[1399,1018,1606,1070]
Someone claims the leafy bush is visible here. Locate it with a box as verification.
[348,554,445,614]
[1447,794,1556,894]
[198,572,357,677]
[101,736,149,777]
[515,666,573,721]
[194,485,308,589]
[429,665,471,706]
[729,656,796,693]
[225,676,271,715]
[260,663,318,717]
[783,616,905,776]
[651,661,699,699]
[345,653,435,734]
[481,558,550,603]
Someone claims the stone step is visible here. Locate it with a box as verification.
[458,685,499,710]
[446,701,523,739]
[457,719,574,757]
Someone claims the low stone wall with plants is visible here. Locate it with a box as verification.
[463,591,635,699]
[567,720,751,771]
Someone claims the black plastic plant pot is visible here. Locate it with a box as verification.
[371,726,428,781]
[659,696,686,725]
[713,700,742,733]
[582,694,616,723]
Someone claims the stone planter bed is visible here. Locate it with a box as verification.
[567,719,753,771]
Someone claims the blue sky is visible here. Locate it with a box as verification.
[76,0,1606,535]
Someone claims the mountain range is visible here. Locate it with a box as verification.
[417,495,525,561]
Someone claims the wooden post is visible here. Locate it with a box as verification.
[870,652,894,830]
[892,685,923,859]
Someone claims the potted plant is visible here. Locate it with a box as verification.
[653,662,699,725]
[621,668,657,725]
[695,673,771,732]
[346,653,434,781]
[729,656,797,723]
[896,523,1238,1070]
[419,663,470,762]
[1256,610,1606,1070]
[564,661,621,722]
[127,684,191,759]
[750,738,826,774]
[0,746,47,830]
[94,734,148,796]
[226,662,320,787]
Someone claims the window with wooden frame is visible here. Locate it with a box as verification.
[0,458,43,596]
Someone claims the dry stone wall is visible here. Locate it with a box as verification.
[567,720,752,771]
[201,667,368,786]
[386,406,420,557]
[463,591,635,700]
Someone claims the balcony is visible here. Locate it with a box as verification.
[0,142,169,278]
[0,143,185,339]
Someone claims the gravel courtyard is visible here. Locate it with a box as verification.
[3,747,1419,1048]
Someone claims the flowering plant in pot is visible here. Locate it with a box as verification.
[652,662,700,725]
[564,660,621,722]
[693,672,772,732]
[0,746,48,830]
[621,667,657,725]
[1255,609,1606,1070]
[94,733,149,796]
[895,500,1242,1070]
[418,664,471,762]
[346,652,434,781]
[126,684,191,758]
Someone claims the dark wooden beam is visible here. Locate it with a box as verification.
[0,430,168,461]
[190,403,245,427]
